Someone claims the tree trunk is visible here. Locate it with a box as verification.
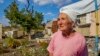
[28,33,31,41]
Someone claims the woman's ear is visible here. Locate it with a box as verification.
[72,21,75,28]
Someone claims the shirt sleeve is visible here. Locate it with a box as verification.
[78,45,88,56]
[78,37,88,56]
[47,34,55,53]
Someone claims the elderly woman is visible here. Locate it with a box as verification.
[47,13,88,56]
[46,0,94,56]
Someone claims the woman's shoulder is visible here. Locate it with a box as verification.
[75,32,86,41]
[75,32,84,37]
[50,30,61,38]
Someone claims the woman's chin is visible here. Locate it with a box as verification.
[59,28,66,31]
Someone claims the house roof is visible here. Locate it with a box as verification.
[45,19,58,28]
[60,0,100,20]
[45,21,53,28]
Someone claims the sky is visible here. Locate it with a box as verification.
[0,0,80,26]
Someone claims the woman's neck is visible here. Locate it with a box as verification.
[62,29,75,37]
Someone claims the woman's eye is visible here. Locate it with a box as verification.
[62,18,65,20]
[57,18,60,21]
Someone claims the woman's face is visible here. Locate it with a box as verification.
[57,13,73,31]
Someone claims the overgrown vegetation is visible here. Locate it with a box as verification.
[1,0,49,56]
[0,36,49,56]
[15,41,49,56]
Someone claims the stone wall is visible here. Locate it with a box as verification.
[86,37,100,56]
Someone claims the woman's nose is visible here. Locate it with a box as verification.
[58,20,63,25]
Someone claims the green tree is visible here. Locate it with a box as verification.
[4,0,19,27]
[4,0,44,40]
[34,11,44,30]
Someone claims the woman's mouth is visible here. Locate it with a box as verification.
[59,25,64,28]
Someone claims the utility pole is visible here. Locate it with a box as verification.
[94,0,99,56]
[0,24,2,40]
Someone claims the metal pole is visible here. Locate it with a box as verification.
[94,0,99,56]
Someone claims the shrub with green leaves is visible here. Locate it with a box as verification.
[3,37,21,48]
[3,37,14,48]
[14,41,49,56]
[34,41,49,56]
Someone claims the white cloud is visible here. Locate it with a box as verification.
[0,0,4,3]
[53,0,72,6]
[33,0,72,6]
[17,0,27,4]
[44,12,54,16]
[0,16,9,26]
[33,0,52,5]
[46,12,53,15]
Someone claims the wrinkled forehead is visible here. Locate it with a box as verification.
[58,13,73,22]
[58,13,69,18]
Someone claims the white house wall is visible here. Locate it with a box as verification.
[86,13,92,23]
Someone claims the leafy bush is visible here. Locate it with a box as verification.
[3,37,14,48]
[33,41,49,56]
[3,37,21,48]
[2,37,49,56]
[15,46,33,56]
[14,41,49,56]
